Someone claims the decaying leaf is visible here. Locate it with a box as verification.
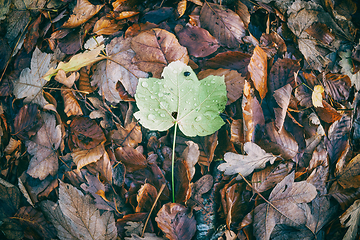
[26,112,62,180]
[340,199,360,240]
[134,61,227,137]
[131,28,189,78]
[155,203,196,240]
[254,172,317,240]
[218,142,278,180]
[200,2,245,48]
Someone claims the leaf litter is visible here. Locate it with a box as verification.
[1,0,360,239]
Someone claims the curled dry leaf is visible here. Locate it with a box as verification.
[131,28,189,78]
[62,0,104,28]
[55,69,79,88]
[61,87,83,117]
[155,203,196,240]
[72,143,105,170]
[218,142,278,180]
[200,2,245,48]
[198,68,245,105]
[248,46,268,100]
[176,25,219,58]
[242,81,265,142]
[93,17,123,36]
[254,172,317,240]
[26,112,62,180]
[176,0,187,18]
[13,104,43,140]
[92,36,148,103]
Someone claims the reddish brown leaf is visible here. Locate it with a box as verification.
[78,66,96,94]
[72,143,105,170]
[24,15,42,53]
[230,119,244,147]
[203,51,250,76]
[110,122,142,148]
[187,174,213,210]
[125,22,159,38]
[13,104,43,140]
[305,22,335,45]
[61,87,83,117]
[200,2,245,48]
[176,25,219,58]
[248,46,268,100]
[93,17,124,36]
[324,73,351,102]
[135,183,157,212]
[242,81,265,142]
[69,116,106,150]
[155,203,196,240]
[315,100,343,123]
[131,28,189,78]
[174,159,191,204]
[268,58,301,93]
[260,32,287,56]
[115,146,147,172]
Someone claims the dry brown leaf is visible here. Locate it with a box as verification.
[92,36,148,103]
[61,87,83,117]
[131,28,189,78]
[254,172,317,240]
[114,11,139,20]
[136,183,157,213]
[187,174,213,210]
[181,141,200,180]
[109,122,142,148]
[242,81,265,142]
[177,0,187,18]
[230,119,244,147]
[315,100,342,123]
[62,0,104,28]
[174,159,191,204]
[200,2,245,48]
[125,22,159,38]
[225,183,250,229]
[115,146,147,172]
[273,84,292,131]
[93,17,123,36]
[176,25,219,58]
[4,137,21,154]
[78,66,96,94]
[198,68,245,105]
[72,143,105,170]
[155,203,196,240]
[340,199,360,240]
[268,58,301,93]
[203,51,250,76]
[26,112,62,180]
[335,154,360,189]
[248,46,268,100]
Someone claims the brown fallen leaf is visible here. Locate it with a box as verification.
[61,87,83,117]
[131,28,189,78]
[109,122,142,148]
[181,141,200,180]
[315,100,342,123]
[248,46,268,100]
[155,203,196,240]
[135,183,157,213]
[242,80,265,142]
[93,16,124,36]
[174,159,191,204]
[273,84,293,131]
[268,58,301,93]
[115,146,147,172]
[335,154,360,189]
[62,0,104,28]
[176,25,219,58]
[254,172,317,240]
[55,69,79,88]
[187,174,213,210]
[200,2,245,48]
[72,143,105,170]
[305,22,335,45]
[339,199,360,240]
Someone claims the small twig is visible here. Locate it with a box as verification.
[141,183,166,237]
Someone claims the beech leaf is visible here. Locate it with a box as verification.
[218,142,278,180]
[134,61,227,137]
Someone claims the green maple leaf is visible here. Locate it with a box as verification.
[134,61,227,137]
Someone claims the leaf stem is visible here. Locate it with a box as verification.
[172,121,178,203]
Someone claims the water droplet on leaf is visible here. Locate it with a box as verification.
[160,114,165,117]
[142,82,149,88]
[148,114,156,121]
[195,116,202,122]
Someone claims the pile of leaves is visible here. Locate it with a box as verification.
[1,0,360,239]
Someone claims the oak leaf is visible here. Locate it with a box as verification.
[218,142,278,180]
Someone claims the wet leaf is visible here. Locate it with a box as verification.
[26,112,62,180]
[131,28,189,78]
[268,58,300,93]
[62,0,104,28]
[155,203,196,240]
[248,46,268,100]
[134,61,227,137]
[200,2,245,48]
[218,142,278,180]
[254,172,317,240]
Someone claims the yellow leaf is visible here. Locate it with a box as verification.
[43,45,106,81]
[312,85,324,108]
